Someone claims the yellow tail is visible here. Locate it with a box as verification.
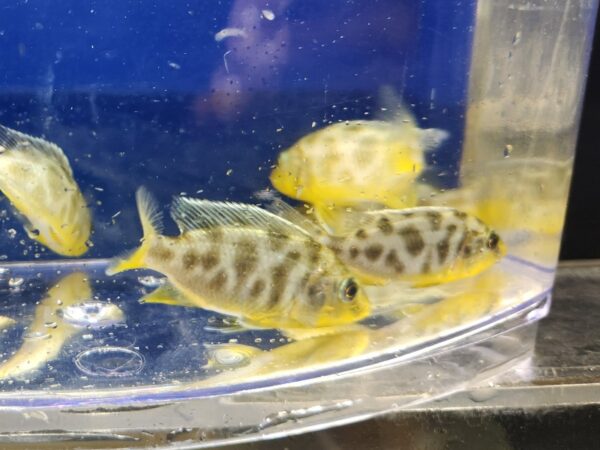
[106,187,163,276]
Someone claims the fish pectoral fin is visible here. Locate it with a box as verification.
[140,283,198,307]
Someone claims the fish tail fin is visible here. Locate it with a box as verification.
[419,128,450,153]
[106,187,163,276]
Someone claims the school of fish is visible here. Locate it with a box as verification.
[0,91,507,381]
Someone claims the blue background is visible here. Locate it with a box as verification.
[0,0,476,260]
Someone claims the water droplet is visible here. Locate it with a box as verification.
[137,275,165,288]
[206,346,253,368]
[24,331,51,341]
[254,337,262,343]
[44,321,58,329]
[468,387,498,403]
[8,277,24,288]
[61,301,125,329]
[74,347,144,377]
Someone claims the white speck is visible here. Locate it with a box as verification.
[168,61,181,70]
[276,128,283,133]
[8,277,24,288]
[226,169,233,176]
[138,275,165,288]
[82,334,94,341]
[215,28,247,42]
[262,9,275,20]
[7,228,16,239]
[93,186,104,192]
[223,49,232,73]
[311,121,317,128]
[111,211,122,219]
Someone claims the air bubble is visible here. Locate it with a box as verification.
[8,277,24,288]
[24,331,51,341]
[74,347,144,377]
[137,275,165,288]
[6,229,16,239]
[61,301,125,329]
[44,321,58,329]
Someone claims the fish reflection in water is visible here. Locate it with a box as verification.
[199,270,507,387]
[0,272,124,379]
[0,316,15,331]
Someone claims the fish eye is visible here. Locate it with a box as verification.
[339,278,358,302]
[487,232,500,250]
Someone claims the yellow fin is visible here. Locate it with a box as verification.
[140,283,198,307]
[0,124,72,174]
[106,187,162,275]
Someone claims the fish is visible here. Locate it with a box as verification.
[0,272,92,379]
[266,197,505,287]
[269,88,449,231]
[107,188,371,333]
[0,125,91,256]
[201,327,370,386]
[0,315,15,331]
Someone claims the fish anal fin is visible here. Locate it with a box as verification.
[140,283,199,307]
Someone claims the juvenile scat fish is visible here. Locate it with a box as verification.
[269,200,505,287]
[107,188,371,332]
[269,89,449,230]
[0,125,91,256]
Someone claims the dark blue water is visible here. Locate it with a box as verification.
[0,0,475,260]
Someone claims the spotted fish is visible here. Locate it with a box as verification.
[0,125,91,256]
[106,188,371,333]
[269,88,449,231]
[267,199,505,287]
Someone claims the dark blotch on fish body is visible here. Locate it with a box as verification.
[268,264,290,309]
[385,250,405,274]
[182,251,199,270]
[208,269,228,291]
[377,217,393,235]
[355,229,368,240]
[250,279,266,297]
[399,226,425,256]
[365,244,384,261]
[427,211,443,231]
[149,243,174,261]
[200,251,220,270]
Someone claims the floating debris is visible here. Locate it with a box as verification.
[215,27,247,42]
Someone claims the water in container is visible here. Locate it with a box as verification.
[0,0,596,444]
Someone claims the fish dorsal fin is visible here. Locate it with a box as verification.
[0,125,72,175]
[170,196,313,237]
[255,190,325,238]
[376,85,416,126]
[315,203,385,236]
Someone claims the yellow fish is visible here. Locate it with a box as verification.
[107,188,371,334]
[0,125,91,256]
[268,198,505,287]
[270,92,449,230]
[201,327,370,385]
[0,272,92,379]
[0,315,15,331]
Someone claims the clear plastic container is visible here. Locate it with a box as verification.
[0,1,596,447]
